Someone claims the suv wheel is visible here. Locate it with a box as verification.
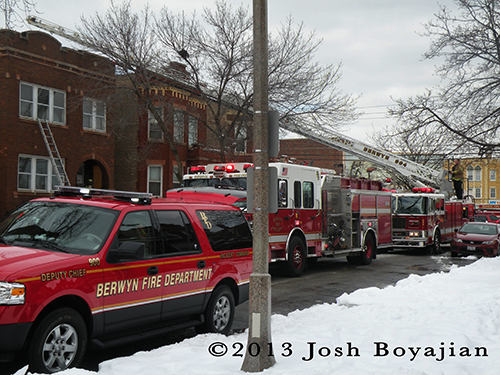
[197,285,235,335]
[28,308,87,374]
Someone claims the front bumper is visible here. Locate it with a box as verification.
[450,244,497,257]
[0,322,32,361]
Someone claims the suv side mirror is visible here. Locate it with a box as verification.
[111,241,145,260]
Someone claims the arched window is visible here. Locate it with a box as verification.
[467,166,473,181]
[474,166,482,182]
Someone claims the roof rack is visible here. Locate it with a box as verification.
[54,186,152,205]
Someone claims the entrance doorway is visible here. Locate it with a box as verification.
[76,160,109,189]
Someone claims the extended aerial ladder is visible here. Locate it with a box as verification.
[281,119,452,195]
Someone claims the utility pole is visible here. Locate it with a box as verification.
[241,0,275,372]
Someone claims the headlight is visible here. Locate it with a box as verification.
[483,240,496,245]
[0,282,26,305]
[455,238,463,243]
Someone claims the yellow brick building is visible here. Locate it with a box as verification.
[452,158,500,204]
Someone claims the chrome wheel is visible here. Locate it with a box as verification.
[42,324,78,372]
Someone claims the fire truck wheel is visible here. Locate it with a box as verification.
[360,233,375,265]
[347,233,375,265]
[283,236,306,277]
[28,307,87,374]
[429,231,442,255]
[196,285,235,335]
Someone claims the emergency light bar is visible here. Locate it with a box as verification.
[54,186,152,204]
[412,187,435,193]
[188,166,206,174]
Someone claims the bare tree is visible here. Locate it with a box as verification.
[389,0,500,157]
[77,1,190,183]
[155,0,359,161]
[1,0,37,29]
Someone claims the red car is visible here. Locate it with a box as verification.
[451,222,500,257]
[471,214,500,223]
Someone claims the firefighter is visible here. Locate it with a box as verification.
[449,159,464,199]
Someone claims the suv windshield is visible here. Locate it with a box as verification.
[392,196,428,215]
[0,201,118,254]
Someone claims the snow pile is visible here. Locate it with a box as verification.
[20,257,500,375]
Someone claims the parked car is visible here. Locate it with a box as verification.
[0,186,253,373]
[470,214,500,223]
[450,222,500,257]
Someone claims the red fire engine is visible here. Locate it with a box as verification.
[183,162,392,276]
[391,187,469,254]
[278,120,475,255]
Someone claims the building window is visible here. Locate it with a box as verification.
[19,82,65,124]
[467,166,473,181]
[148,107,163,140]
[475,188,481,199]
[18,155,59,192]
[148,165,163,197]
[174,111,184,143]
[235,127,247,153]
[491,188,496,199]
[490,169,496,181]
[83,98,106,132]
[188,116,198,146]
[474,166,482,182]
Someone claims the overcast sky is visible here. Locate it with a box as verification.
[4,0,458,143]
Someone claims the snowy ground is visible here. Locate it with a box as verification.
[16,255,500,375]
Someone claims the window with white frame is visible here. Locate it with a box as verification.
[188,116,198,146]
[174,111,184,143]
[148,165,163,197]
[475,188,481,199]
[148,107,163,140]
[467,166,473,181]
[491,188,496,199]
[490,169,497,181]
[18,155,59,192]
[83,98,106,132]
[474,166,482,181]
[19,82,65,124]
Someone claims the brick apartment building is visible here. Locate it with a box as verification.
[0,29,255,217]
[0,29,116,218]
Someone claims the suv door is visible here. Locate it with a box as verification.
[154,209,210,320]
[102,209,164,333]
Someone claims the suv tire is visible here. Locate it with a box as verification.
[197,285,235,335]
[28,308,87,374]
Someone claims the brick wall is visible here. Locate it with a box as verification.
[0,30,115,217]
[279,138,344,174]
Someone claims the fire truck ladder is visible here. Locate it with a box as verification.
[38,119,70,186]
[281,119,452,194]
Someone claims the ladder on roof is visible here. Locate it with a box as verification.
[38,119,70,186]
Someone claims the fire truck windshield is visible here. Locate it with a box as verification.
[183,178,221,188]
[183,177,247,190]
[392,196,429,215]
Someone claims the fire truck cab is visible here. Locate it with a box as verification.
[391,188,465,253]
[183,163,252,189]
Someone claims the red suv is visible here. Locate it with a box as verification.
[0,187,253,373]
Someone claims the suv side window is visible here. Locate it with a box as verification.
[197,210,252,251]
[156,210,200,255]
[117,211,156,257]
